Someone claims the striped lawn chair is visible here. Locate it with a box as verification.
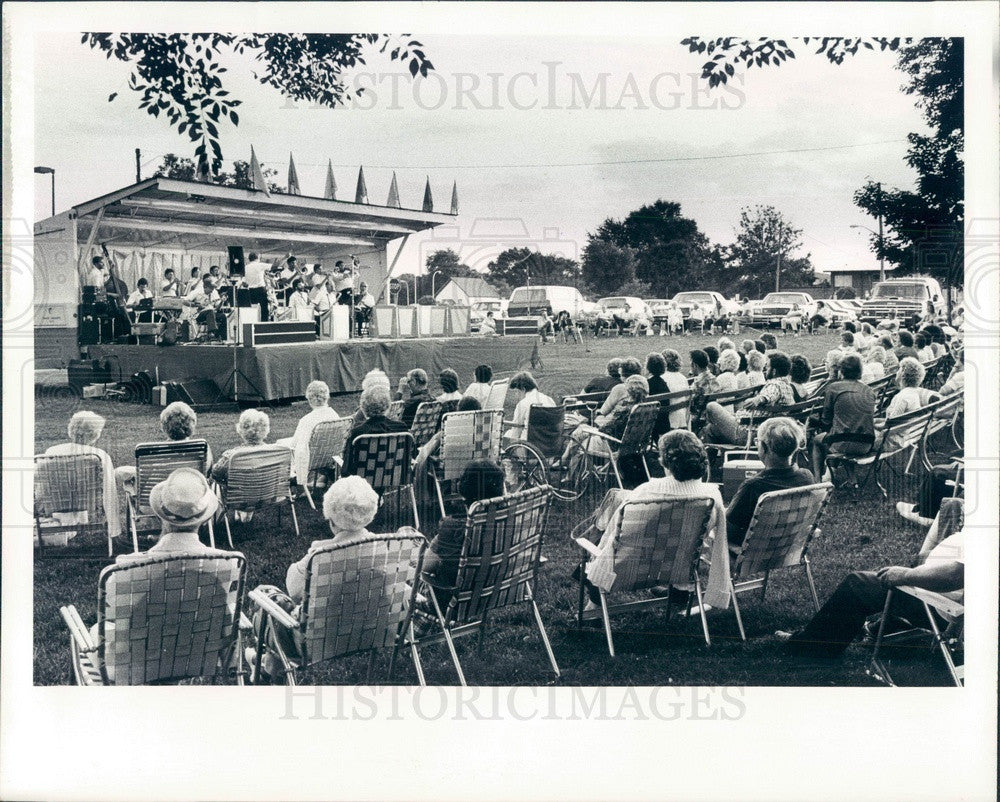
[386,400,405,422]
[573,496,715,655]
[409,400,444,448]
[217,446,299,545]
[60,550,247,685]
[302,419,354,509]
[919,394,963,471]
[726,483,832,640]
[350,432,419,530]
[409,485,558,685]
[248,531,427,684]
[431,409,504,517]
[578,401,661,488]
[34,453,111,557]
[483,378,510,411]
[126,440,212,551]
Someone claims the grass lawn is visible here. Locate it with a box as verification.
[32,328,955,686]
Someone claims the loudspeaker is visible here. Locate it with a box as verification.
[228,245,246,277]
[163,378,223,410]
[78,309,100,345]
[242,321,316,347]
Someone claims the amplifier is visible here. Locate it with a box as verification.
[242,320,317,347]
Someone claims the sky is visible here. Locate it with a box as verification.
[32,32,929,279]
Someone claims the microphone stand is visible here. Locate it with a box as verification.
[212,277,271,409]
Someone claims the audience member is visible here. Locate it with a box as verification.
[585,358,623,394]
[646,352,668,395]
[351,369,392,426]
[210,409,274,490]
[703,352,794,445]
[810,354,876,480]
[597,357,642,417]
[44,410,120,542]
[726,418,814,548]
[760,333,777,351]
[463,364,493,406]
[437,369,463,403]
[504,371,555,440]
[275,380,339,483]
[894,330,918,361]
[878,335,900,374]
[396,368,434,427]
[662,349,690,429]
[738,350,767,390]
[343,386,409,476]
[789,354,812,401]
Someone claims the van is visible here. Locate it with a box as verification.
[506,285,586,318]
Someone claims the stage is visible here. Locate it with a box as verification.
[88,335,541,401]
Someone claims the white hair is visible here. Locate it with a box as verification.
[718,349,740,373]
[361,369,390,393]
[236,409,270,445]
[360,385,391,418]
[897,357,926,388]
[305,380,330,408]
[322,475,380,533]
[67,411,105,445]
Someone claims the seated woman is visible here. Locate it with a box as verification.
[436,368,463,404]
[342,385,409,476]
[463,364,493,407]
[503,371,555,441]
[115,400,214,501]
[878,335,900,375]
[661,349,690,430]
[688,349,718,418]
[211,409,275,520]
[350,369,391,427]
[574,430,726,611]
[715,349,740,394]
[862,347,887,382]
[736,349,767,390]
[420,460,506,614]
[413,396,482,477]
[597,357,643,417]
[43,410,120,543]
[251,476,383,679]
[645,352,669,396]
[790,354,812,402]
[780,304,805,335]
[275,380,339,483]
[564,375,649,461]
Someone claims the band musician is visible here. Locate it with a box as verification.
[183,275,227,341]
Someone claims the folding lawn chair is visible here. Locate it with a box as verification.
[349,432,419,530]
[217,446,299,545]
[302,418,354,509]
[431,409,503,517]
[409,400,444,448]
[60,550,248,685]
[483,378,509,412]
[34,453,112,558]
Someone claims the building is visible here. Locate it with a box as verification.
[32,177,454,362]
[434,275,502,306]
[823,264,897,297]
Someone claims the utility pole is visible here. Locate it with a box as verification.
[774,226,783,292]
[876,181,885,282]
[135,148,141,182]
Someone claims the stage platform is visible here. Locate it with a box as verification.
[88,335,541,401]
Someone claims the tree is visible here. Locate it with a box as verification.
[85,33,433,174]
[728,205,814,297]
[589,200,719,297]
[581,239,637,297]
[853,39,963,292]
[152,153,283,193]
[613,279,653,298]
[424,249,478,280]
[679,37,908,87]
[484,247,581,292]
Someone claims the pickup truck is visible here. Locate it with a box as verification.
[859,277,944,326]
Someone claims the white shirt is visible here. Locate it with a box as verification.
[506,388,555,439]
[125,288,153,307]
[463,382,492,406]
[332,270,353,293]
[357,291,376,308]
[160,278,180,297]
[287,405,340,481]
[480,316,497,334]
[862,362,886,382]
[84,266,106,288]
[309,286,332,313]
[288,291,312,311]
[244,260,270,289]
[663,371,690,429]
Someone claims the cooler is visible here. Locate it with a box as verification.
[722,451,764,502]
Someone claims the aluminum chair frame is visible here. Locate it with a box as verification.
[431,409,503,518]
[34,453,112,558]
[349,432,420,530]
[217,446,299,546]
[302,418,354,509]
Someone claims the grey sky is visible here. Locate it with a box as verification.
[33,32,928,278]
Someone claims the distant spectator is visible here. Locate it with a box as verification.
[598,357,642,417]
[879,335,900,374]
[737,349,767,390]
[343,386,409,476]
[894,330,919,362]
[915,332,935,362]
[396,368,433,428]
[862,347,887,382]
[703,346,721,375]
[840,331,856,352]
[761,333,777,351]
[662,349,690,430]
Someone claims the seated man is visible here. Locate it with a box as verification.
[810,353,875,480]
[780,501,965,657]
[183,275,225,340]
[395,368,434,428]
[342,385,409,477]
[702,351,795,445]
[726,417,814,549]
[584,358,623,394]
[274,380,339,483]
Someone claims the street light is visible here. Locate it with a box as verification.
[34,165,55,216]
[850,223,885,282]
[431,270,443,302]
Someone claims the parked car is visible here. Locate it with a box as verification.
[506,285,586,319]
[747,292,818,326]
[469,299,507,332]
[670,291,729,320]
[595,296,653,322]
[813,299,858,327]
[859,277,944,325]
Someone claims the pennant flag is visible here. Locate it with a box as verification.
[250,146,271,197]
[324,160,337,200]
[386,172,401,208]
[450,181,459,215]
[287,152,301,195]
[355,166,369,204]
[195,155,211,183]
[422,177,434,212]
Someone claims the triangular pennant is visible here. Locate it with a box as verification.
[355,166,369,204]
[450,181,459,215]
[422,177,433,212]
[387,172,401,208]
[324,160,337,200]
[287,152,301,195]
[250,146,271,197]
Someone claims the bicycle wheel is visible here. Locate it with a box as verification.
[547,434,598,502]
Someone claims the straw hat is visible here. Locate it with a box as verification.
[149,468,219,528]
